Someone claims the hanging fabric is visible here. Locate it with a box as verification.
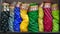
[9,2,16,32]
[20,3,29,32]
[38,3,44,32]
[13,2,22,32]
[1,3,9,32]
[43,3,52,32]
[28,3,39,32]
[52,4,59,32]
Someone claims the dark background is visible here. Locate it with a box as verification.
[3,0,58,4]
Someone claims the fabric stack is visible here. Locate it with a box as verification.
[0,2,59,32]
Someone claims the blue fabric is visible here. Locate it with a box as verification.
[13,7,22,32]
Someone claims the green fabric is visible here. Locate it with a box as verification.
[52,10,59,32]
[28,9,39,32]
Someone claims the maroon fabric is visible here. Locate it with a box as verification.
[43,8,52,32]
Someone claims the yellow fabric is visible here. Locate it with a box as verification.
[20,9,29,32]
[38,5,44,32]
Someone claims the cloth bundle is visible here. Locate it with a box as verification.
[28,3,39,32]
[13,2,22,32]
[43,3,52,32]
[52,4,59,32]
[20,3,29,32]
[38,3,44,32]
[1,3,9,32]
[9,3,15,32]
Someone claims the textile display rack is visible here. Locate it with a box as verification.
[0,0,60,34]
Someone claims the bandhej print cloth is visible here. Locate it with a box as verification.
[20,3,29,32]
[43,3,52,32]
[38,3,44,32]
[9,3,16,32]
[1,3,9,32]
[13,2,22,32]
[52,4,59,32]
[28,3,39,32]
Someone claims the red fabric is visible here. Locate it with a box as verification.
[43,8,52,32]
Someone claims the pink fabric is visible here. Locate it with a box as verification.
[43,8,52,32]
